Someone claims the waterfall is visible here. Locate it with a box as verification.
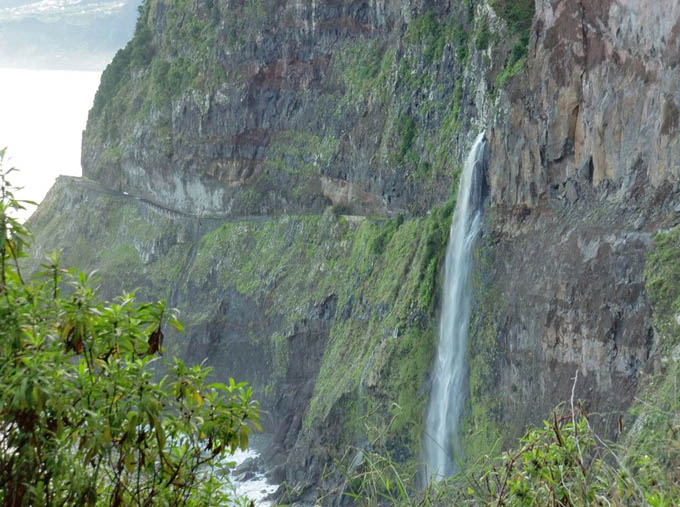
[423,131,487,481]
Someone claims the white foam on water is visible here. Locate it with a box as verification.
[226,448,277,506]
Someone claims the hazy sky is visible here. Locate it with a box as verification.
[0,0,139,220]
[0,67,101,220]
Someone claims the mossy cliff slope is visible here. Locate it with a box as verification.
[32,1,522,497]
[30,174,455,501]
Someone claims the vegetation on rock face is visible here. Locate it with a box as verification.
[461,217,505,465]
[91,3,153,117]
[0,155,259,505]
[185,202,458,472]
[25,0,680,503]
[490,0,534,88]
[632,225,680,497]
[332,401,679,505]
[326,5,483,210]
[489,0,534,37]
[645,226,680,329]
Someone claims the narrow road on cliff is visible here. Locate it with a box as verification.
[61,175,268,222]
[60,175,371,226]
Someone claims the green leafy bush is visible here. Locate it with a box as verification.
[0,153,259,506]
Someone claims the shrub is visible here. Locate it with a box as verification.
[490,0,534,88]
[0,153,259,506]
[331,398,680,505]
[474,17,491,51]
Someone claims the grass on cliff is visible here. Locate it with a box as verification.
[633,224,680,485]
[333,400,679,505]
[490,0,534,89]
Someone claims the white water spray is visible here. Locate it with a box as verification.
[423,132,487,481]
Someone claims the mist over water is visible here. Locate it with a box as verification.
[423,132,486,481]
[0,67,101,220]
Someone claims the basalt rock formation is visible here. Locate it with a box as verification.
[464,0,680,456]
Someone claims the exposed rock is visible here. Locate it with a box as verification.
[489,0,680,207]
[82,0,497,217]
[235,458,259,476]
[565,179,578,203]
[466,0,680,453]
[266,464,286,484]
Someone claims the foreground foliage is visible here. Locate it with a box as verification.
[328,398,679,506]
[0,152,259,505]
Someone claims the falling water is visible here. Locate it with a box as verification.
[423,131,487,481]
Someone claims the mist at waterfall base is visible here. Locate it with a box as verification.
[423,132,487,481]
[0,67,101,221]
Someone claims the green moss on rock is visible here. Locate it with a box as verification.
[460,212,504,464]
[645,226,680,326]
[622,225,680,488]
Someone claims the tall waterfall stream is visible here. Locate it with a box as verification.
[423,132,487,480]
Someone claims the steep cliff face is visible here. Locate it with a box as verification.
[26,0,680,502]
[59,2,525,498]
[465,0,680,456]
[81,0,509,216]
[490,0,680,204]
[34,0,528,499]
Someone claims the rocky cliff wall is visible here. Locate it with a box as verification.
[464,0,680,456]
[81,0,512,216]
[490,0,680,205]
